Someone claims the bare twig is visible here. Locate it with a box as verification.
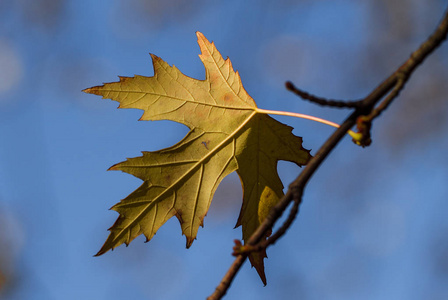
[353,7,448,145]
[366,74,407,121]
[285,81,362,108]
[207,7,448,300]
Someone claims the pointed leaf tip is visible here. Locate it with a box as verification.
[196,31,204,39]
[95,246,109,257]
[82,86,98,95]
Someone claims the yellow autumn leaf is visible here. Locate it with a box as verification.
[83,32,311,284]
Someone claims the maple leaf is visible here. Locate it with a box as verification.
[83,32,311,284]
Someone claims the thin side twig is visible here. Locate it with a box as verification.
[285,81,362,108]
[207,7,448,300]
[366,74,407,122]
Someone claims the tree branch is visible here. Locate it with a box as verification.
[207,7,448,300]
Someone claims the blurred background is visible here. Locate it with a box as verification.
[0,0,447,299]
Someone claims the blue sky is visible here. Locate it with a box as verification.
[0,1,447,299]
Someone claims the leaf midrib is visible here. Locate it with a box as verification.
[104,89,254,112]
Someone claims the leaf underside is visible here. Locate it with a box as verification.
[83,32,311,284]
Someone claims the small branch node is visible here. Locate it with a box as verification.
[352,115,373,147]
[232,240,254,256]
